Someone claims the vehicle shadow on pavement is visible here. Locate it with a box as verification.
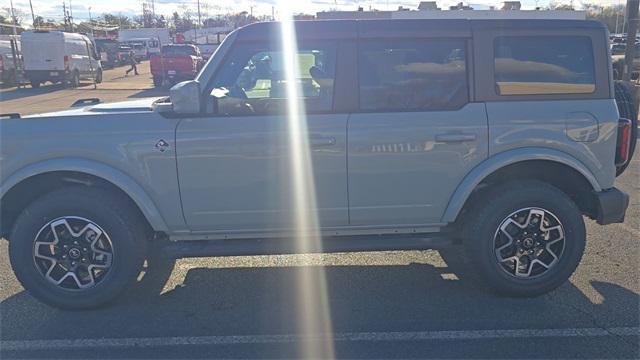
[1,247,639,348]
[0,83,97,102]
[128,87,170,99]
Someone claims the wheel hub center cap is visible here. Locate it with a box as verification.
[522,238,534,249]
[68,247,81,259]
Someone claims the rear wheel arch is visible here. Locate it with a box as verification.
[444,153,601,228]
[1,162,169,238]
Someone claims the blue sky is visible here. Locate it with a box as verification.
[5,0,623,25]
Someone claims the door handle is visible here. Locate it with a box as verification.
[435,133,477,143]
[310,136,336,147]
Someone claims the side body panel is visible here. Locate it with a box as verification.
[0,110,186,232]
[175,114,349,232]
[485,100,619,189]
[348,103,488,225]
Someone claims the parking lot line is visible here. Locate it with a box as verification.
[1,327,638,351]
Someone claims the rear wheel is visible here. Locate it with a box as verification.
[29,80,40,89]
[66,70,80,88]
[464,180,586,297]
[95,68,103,84]
[8,187,147,309]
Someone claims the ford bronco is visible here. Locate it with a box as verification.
[0,19,634,309]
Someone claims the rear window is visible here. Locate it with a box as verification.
[494,36,595,95]
[358,39,468,111]
[162,46,196,56]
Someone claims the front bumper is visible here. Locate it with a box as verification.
[592,187,629,225]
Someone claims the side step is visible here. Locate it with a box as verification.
[160,234,454,259]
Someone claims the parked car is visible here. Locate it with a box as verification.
[0,19,634,309]
[612,46,640,79]
[611,43,626,55]
[21,30,102,88]
[94,38,119,68]
[116,44,134,65]
[123,37,161,59]
[149,44,203,87]
[122,41,148,61]
[0,39,22,86]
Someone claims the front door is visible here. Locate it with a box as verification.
[347,38,488,226]
[176,40,348,233]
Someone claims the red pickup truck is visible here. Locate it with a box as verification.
[150,44,203,87]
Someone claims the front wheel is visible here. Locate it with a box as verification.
[8,187,147,309]
[463,180,586,297]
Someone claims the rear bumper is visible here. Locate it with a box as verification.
[25,70,69,82]
[592,187,629,225]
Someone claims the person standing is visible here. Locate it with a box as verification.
[125,50,139,76]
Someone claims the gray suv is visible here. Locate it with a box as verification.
[0,19,634,309]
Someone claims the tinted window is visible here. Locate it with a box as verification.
[210,42,337,115]
[494,36,595,95]
[162,45,196,56]
[358,39,468,111]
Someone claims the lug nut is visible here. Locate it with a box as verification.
[71,261,76,266]
[62,255,67,259]
[528,250,533,254]
[81,258,87,263]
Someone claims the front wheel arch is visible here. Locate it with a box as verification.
[1,161,170,237]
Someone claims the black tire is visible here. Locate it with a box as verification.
[614,81,638,176]
[66,70,80,88]
[95,68,103,84]
[463,180,586,297]
[8,187,148,309]
[29,80,40,89]
[152,76,163,87]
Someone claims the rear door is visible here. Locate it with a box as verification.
[347,34,488,226]
[23,33,64,71]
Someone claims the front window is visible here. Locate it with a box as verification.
[209,42,337,116]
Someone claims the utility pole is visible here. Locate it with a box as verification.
[29,0,36,27]
[63,1,68,31]
[196,0,201,44]
[69,0,74,32]
[9,0,17,36]
[623,0,640,81]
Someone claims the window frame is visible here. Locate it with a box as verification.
[355,37,472,113]
[474,28,611,102]
[201,39,342,117]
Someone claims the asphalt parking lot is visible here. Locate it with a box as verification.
[0,65,638,359]
[0,61,166,116]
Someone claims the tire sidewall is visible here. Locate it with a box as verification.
[9,188,145,309]
[468,183,586,296]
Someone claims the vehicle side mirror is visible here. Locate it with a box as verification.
[170,80,201,114]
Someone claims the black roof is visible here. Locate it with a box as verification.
[234,19,606,41]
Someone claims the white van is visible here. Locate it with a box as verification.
[123,38,161,60]
[21,30,102,88]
